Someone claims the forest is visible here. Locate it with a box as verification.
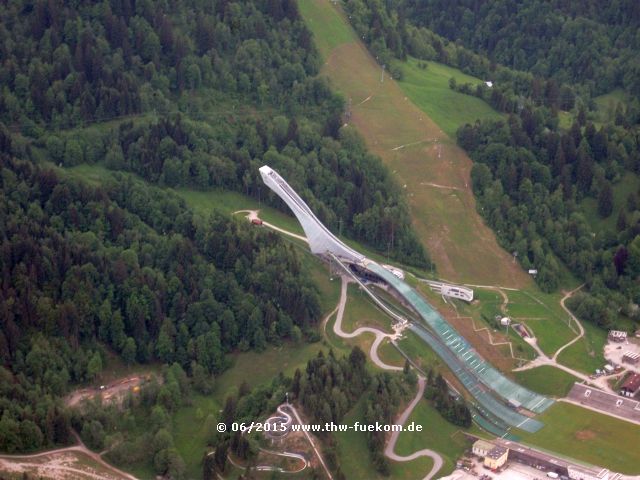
[0,131,320,452]
[0,0,431,457]
[0,0,429,268]
[343,0,640,332]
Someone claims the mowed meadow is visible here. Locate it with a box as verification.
[299,0,531,288]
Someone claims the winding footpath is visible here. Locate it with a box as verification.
[384,376,444,480]
[331,276,444,479]
[552,284,585,361]
[508,284,618,391]
[332,277,403,372]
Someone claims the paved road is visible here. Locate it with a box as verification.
[331,276,444,478]
[333,276,402,371]
[384,376,444,480]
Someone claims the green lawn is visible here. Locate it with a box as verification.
[506,289,578,357]
[335,398,436,480]
[297,0,357,59]
[395,330,444,373]
[172,395,220,479]
[556,320,607,374]
[377,340,408,367]
[394,397,472,476]
[398,57,504,137]
[518,402,640,474]
[342,284,394,333]
[513,366,580,397]
[176,188,307,236]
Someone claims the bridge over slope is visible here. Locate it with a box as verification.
[259,165,552,433]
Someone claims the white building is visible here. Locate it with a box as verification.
[426,281,474,302]
[608,330,627,343]
[259,166,365,264]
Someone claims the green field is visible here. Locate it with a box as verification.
[335,398,435,480]
[395,330,445,373]
[342,284,394,333]
[176,188,306,236]
[297,0,357,59]
[394,398,472,476]
[398,57,504,138]
[505,289,578,356]
[172,395,220,479]
[513,366,580,397]
[519,402,640,474]
[556,320,607,374]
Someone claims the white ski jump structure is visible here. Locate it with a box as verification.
[259,165,553,435]
[260,166,365,263]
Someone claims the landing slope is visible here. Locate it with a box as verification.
[299,0,530,287]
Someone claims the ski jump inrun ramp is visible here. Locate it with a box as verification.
[259,165,553,433]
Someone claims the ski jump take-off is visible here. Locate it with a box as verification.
[259,165,554,436]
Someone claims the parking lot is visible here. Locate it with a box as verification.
[604,338,640,374]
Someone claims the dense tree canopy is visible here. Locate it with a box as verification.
[0,137,320,451]
[402,0,640,97]
[2,0,430,267]
[343,0,640,332]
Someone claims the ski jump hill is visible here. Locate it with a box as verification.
[260,165,553,435]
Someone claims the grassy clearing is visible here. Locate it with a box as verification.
[297,0,357,60]
[580,172,640,234]
[335,397,436,480]
[395,330,444,372]
[378,340,408,367]
[342,284,394,333]
[214,343,325,404]
[394,398,472,476]
[398,57,504,138]
[172,395,220,479]
[518,402,640,474]
[594,89,628,123]
[505,289,578,356]
[300,0,532,288]
[556,320,607,374]
[513,366,580,397]
[175,188,306,236]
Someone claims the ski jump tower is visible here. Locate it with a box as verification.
[259,165,554,431]
[259,165,365,264]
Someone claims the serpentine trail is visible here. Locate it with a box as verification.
[332,276,444,479]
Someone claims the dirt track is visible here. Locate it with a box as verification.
[0,431,136,480]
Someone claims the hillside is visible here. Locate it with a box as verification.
[299,0,530,287]
[0,1,435,474]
